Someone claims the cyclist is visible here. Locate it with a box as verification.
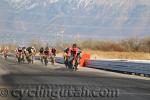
[51,47,56,57]
[44,47,50,57]
[3,47,9,60]
[43,47,50,66]
[64,43,82,70]
[15,47,23,63]
[39,47,44,63]
[26,46,36,64]
[22,47,27,63]
[50,47,56,65]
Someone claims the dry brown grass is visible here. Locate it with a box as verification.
[84,50,150,60]
[77,37,150,53]
[56,50,150,60]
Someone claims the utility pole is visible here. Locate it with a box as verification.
[77,33,80,42]
[61,30,64,48]
[74,33,80,43]
[56,28,65,48]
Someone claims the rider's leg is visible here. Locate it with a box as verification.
[75,57,80,70]
[32,55,34,64]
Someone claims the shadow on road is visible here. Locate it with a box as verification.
[0,57,150,100]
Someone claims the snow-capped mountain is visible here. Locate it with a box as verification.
[0,0,150,43]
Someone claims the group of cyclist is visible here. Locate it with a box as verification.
[1,43,82,71]
[39,47,56,65]
[14,46,57,65]
[15,46,36,64]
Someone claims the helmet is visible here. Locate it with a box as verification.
[22,47,26,50]
[72,43,77,48]
[18,47,22,50]
[32,46,35,49]
[45,47,49,51]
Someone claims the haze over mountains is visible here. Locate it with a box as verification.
[0,0,150,44]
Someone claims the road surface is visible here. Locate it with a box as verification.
[0,56,149,100]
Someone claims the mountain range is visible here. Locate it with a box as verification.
[0,0,150,44]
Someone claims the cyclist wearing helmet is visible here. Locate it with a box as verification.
[44,47,50,56]
[39,47,44,63]
[26,46,36,64]
[65,44,81,60]
[15,47,23,56]
[15,47,24,63]
[51,47,56,57]
[64,43,82,70]
[39,47,44,55]
[3,47,9,60]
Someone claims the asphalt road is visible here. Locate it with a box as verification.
[0,56,149,100]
